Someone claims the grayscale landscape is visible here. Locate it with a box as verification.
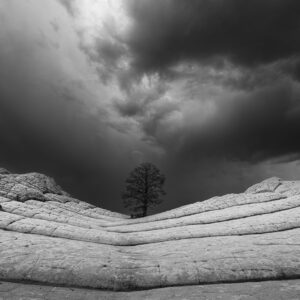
[1,0,300,299]
[0,168,299,298]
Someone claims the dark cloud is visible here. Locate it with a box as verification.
[278,57,300,81]
[0,0,142,213]
[175,80,300,163]
[112,0,300,166]
[114,79,168,117]
[113,76,182,144]
[1,0,300,215]
[0,72,135,212]
[0,66,124,210]
[126,0,300,74]
[141,101,180,142]
[81,37,127,84]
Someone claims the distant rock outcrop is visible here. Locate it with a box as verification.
[0,171,299,291]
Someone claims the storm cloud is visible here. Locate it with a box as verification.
[1,0,300,213]
[115,0,300,162]
[126,0,300,72]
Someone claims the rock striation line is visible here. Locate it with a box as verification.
[0,171,299,290]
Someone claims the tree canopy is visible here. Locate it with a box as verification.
[122,162,166,217]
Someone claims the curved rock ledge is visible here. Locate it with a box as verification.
[1,280,300,300]
[0,172,299,290]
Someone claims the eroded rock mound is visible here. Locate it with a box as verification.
[0,172,299,291]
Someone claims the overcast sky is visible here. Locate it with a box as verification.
[1,0,300,213]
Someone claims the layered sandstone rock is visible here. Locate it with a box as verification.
[0,171,299,291]
[1,280,300,300]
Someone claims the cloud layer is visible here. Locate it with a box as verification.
[126,0,300,71]
[1,0,300,212]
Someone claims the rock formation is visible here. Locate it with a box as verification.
[0,170,299,291]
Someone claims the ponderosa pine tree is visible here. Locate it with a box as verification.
[122,162,166,217]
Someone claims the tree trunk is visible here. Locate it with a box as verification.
[142,204,147,217]
[143,169,149,217]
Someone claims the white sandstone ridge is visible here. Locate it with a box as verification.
[0,169,299,291]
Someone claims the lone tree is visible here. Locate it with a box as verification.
[122,162,166,217]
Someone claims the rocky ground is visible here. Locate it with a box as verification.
[0,167,299,297]
[1,279,300,300]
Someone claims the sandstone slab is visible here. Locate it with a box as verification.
[0,280,300,300]
[0,171,299,291]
